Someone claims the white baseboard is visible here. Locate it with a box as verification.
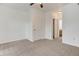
[0,38,27,44]
[0,38,53,44]
[63,41,79,47]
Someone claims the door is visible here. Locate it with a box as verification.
[53,18,55,39]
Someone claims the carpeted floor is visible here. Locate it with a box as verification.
[0,38,79,56]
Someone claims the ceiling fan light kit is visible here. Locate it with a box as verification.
[30,3,43,8]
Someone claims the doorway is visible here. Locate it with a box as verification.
[59,19,62,38]
[53,11,62,39]
[53,18,55,39]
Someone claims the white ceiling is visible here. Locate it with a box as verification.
[0,3,68,12]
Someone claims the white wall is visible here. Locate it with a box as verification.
[0,4,54,43]
[63,4,79,47]
[45,11,53,40]
[0,5,32,43]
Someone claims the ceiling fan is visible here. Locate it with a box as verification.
[30,3,43,8]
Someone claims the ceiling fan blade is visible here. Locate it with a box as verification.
[30,3,34,6]
[40,4,43,8]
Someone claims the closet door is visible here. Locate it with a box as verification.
[32,15,44,41]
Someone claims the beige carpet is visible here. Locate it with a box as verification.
[0,39,79,56]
